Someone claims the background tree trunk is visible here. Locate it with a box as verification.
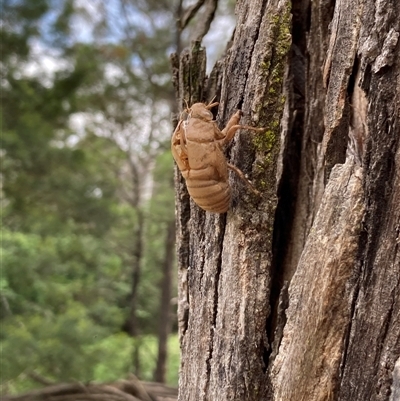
[154,220,176,383]
[172,0,400,400]
[128,208,145,377]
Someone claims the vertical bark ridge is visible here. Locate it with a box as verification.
[204,213,226,395]
[218,0,270,123]
[207,1,290,399]
[338,54,400,399]
[271,160,365,400]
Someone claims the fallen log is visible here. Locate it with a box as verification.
[3,376,178,401]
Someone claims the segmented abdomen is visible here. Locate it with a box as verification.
[186,177,231,213]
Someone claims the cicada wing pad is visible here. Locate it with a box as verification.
[171,120,190,173]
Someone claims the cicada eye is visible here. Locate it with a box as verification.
[202,110,213,119]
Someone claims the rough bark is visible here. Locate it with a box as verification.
[172,0,400,400]
[271,160,365,399]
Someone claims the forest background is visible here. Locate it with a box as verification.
[1,0,234,395]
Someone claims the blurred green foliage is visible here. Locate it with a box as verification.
[1,0,178,395]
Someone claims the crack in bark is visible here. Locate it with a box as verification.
[265,0,308,369]
[204,214,227,395]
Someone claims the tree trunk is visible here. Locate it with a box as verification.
[128,208,145,376]
[171,0,400,400]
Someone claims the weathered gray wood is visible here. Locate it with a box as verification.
[271,160,365,400]
[173,0,400,400]
[274,1,400,400]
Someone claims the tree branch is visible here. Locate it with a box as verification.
[2,379,177,401]
[189,0,218,43]
[179,0,206,30]
[27,371,54,386]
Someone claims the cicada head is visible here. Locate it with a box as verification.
[190,103,215,121]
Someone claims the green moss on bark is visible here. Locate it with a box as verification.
[253,1,291,192]
[255,3,291,152]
